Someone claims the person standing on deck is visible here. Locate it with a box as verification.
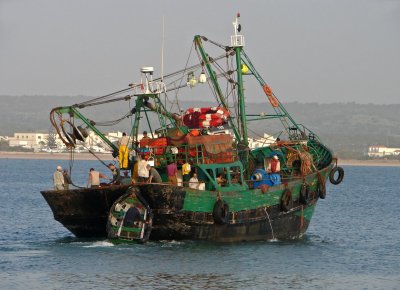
[137,156,149,182]
[267,155,281,186]
[147,164,162,184]
[53,165,64,190]
[87,168,109,188]
[189,172,199,189]
[216,173,226,186]
[267,155,281,173]
[131,156,140,184]
[167,160,178,185]
[182,161,191,186]
[141,130,150,140]
[118,132,130,169]
[108,163,121,184]
[62,169,72,190]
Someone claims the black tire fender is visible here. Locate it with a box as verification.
[280,189,293,212]
[213,199,229,225]
[299,184,309,205]
[318,181,327,199]
[329,166,344,185]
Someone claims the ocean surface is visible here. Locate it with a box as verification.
[0,158,399,289]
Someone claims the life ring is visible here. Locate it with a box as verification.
[280,189,292,212]
[299,184,309,205]
[329,166,344,185]
[262,84,279,107]
[263,84,273,97]
[183,107,230,129]
[213,199,229,225]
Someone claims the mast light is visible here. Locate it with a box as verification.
[231,14,245,47]
[199,72,207,83]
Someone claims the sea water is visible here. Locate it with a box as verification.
[0,158,399,289]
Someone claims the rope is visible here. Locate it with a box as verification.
[298,151,313,176]
[94,110,133,126]
[74,88,134,108]
[65,147,87,189]
[264,207,275,240]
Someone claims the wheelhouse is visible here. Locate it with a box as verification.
[196,161,248,192]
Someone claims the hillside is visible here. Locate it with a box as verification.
[1,95,400,158]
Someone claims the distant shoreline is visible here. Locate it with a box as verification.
[0,151,113,161]
[338,159,400,167]
[1,151,400,167]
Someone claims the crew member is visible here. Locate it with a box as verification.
[87,168,109,188]
[63,169,72,190]
[182,161,191,186]
[141,131,150,140]
[118,132,130,169]
[166,160,178,185]
[147,164,162,183]
[216,173,226,187]
[267,155,281,173]
[108,163,121,184]
[137,156,149,182]
[53,165,64,190]
[267,155,281,185]
[189,172,199,189]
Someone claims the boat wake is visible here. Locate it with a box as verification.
[83,240,115,248]
[160,240,185,247]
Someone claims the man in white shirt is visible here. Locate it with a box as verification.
[189,173,199,189]
[53,165,64,190]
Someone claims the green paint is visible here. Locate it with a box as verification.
[294,204,316,221]
[111,226,142,233]
[235,46,248,146]
[182,186,285,213]
[182,167,331,214]
[54,106,119,156]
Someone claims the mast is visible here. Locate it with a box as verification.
[231,13,248,146]
[194,35,241,142]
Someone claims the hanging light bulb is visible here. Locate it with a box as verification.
[199,71,207,83]
[186,72,197,87]
[189,78,197,87]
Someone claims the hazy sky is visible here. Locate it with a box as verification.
[1,0,399,104]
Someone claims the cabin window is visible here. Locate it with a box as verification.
[198,169,215,191]
[229,166,242,185]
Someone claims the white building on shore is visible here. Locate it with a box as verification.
[7,130,182,152]
[8,132,61,149]
[249,133,277,149]
[367,145,400,158]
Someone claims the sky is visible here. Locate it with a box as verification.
[0,0,399,104]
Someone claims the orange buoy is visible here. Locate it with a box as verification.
[189,129,200,136]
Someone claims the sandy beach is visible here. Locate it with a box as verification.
[1,151,400,167]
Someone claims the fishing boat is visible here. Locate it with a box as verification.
[41,14,344,242]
